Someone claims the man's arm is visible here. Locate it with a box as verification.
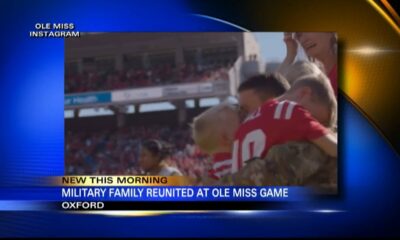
[276,32,297,75]
[311,133,337,158]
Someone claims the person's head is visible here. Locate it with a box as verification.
[282,73,337,127]
[192,102,240,154]
[139,139,171,172]
[281,61,324,85]
[295,32,337,60]
[238,73,290,115]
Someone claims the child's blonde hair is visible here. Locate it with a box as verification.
[192,102,239,154]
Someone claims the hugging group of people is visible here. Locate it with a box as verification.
[192,32,338,193]
[138,32,338,193]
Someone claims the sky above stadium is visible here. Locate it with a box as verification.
[254,32,286,62]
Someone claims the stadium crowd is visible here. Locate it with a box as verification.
[65,125,209,180]
[65,63,230,93]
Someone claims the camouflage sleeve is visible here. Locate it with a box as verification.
[210,142,337,192]
[264,141,337,188]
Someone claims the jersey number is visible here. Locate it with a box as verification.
[232,129,267,173]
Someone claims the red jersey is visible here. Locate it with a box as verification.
[231,100,328,173]
[208,152,232,179]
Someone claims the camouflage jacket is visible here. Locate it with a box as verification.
[199,141,337,194]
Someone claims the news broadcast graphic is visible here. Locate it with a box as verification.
[0,0,399,238]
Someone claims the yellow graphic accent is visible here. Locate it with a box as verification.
[368,0,400,35]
